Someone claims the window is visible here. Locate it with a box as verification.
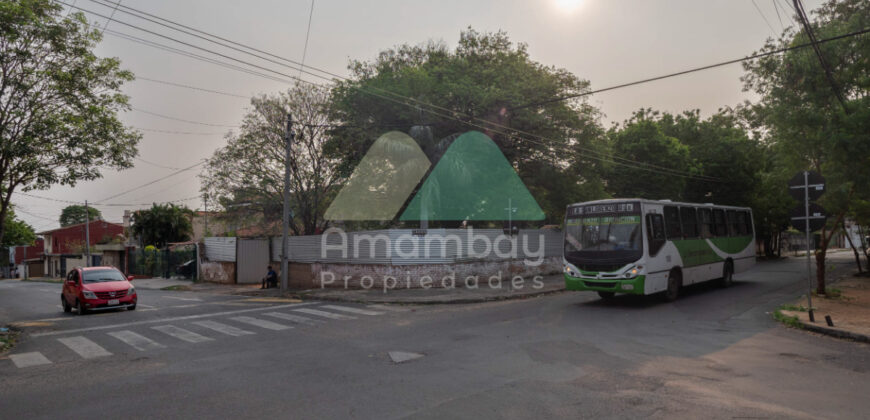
[713,209,726,237]
[698,208,713,239]
[742,211,753,236]
[735,211,748,235]
[663,206,682,239]
[726,210,738,236]
[680,207,698,238]
[646,213,666,256]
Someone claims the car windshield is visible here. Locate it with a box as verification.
[82,269,127,284]
[565,214,642,252]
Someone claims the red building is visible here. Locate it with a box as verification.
[13,238,45,277]
[40,221,124,277]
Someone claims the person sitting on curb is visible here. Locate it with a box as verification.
[261,265,278,289]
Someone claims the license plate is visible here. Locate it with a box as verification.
[108,299,120,306]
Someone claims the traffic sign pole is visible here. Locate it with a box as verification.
[803,171,814,321]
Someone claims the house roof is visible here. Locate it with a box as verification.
[37,220,124,235]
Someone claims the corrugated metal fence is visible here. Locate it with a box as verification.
[269,229,563,265]
[204,237,237,262]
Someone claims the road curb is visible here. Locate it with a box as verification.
[302,287,568,305]
[798,319,870,343]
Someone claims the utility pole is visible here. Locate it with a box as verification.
[803,171,814,321]
[203,192,208,237]
[84,200,91,267]
[280,113,293,292]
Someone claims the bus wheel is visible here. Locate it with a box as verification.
[721,261,734,288]
[597,291,615,300]
[663,270,681,302]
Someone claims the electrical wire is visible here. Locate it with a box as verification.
[751,0,777,36]
[134,157,182,170]
[299,0,315,79]
[132,107,239,128]
[96,160,206,203]
[136,76,249,98]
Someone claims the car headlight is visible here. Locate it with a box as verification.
[128,287,135,296]
[82,290,97,299]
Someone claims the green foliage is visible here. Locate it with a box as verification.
[605,110,695,200]
[743,0,870,290]
[328,28,607,225]
[773,307,805,329]
[1,210,36,248]
[0,0,140,247]
[130,204,194,248]
[59,205,102,227]
[201,82,341,235]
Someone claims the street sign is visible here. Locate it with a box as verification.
[788,171,825,202]
[789,202,827,233]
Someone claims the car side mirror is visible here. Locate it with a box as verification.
[127,276,135,282]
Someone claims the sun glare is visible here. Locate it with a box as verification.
[554,0,584,13]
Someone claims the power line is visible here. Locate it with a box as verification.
[136,76,249,99]
[771,0,785,30]
[299,0,316,79]
[134,157,182,170]
[132,107,239,128]
[74,0,867,182]
[96,160,206,203]
[73,1,720,182]
[12,191,199,207]
[792,0,849,113]
[507,26,870,112]
[751,0,777,36]
[135,127,225,136]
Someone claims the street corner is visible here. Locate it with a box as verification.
[775,274,870,343]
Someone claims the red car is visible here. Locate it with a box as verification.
[61,266,137,314]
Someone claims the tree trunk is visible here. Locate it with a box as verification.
[815,210,847,295]
[843,220,863,273]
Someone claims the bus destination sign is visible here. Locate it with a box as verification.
[568,202,636,217]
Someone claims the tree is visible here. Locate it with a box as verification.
[0,1,140,247]
[1,209,35,248]
[605,110,695,200]
[130,203,194,248]
[742,0,870,293]
[59,205,101,227]
[328,28,607,225]
[201,82,342,236]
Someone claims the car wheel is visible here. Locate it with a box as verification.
[76,299,88,315]
[61,295,71,313]
[663,270,681,302]
[721,261,734,288]
[597,291,615,300]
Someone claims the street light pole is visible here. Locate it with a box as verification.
[85,200,91,267]
[281,113,293,292]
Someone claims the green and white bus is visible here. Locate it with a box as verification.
[563,199,755,301]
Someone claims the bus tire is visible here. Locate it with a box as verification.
[663,270,681,302]
[597,291,615,300]
[721,261,734,288]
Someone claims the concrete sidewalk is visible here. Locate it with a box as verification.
[300,274,566,304]
[131,278,194,290]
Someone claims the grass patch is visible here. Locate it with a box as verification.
[774,305,804,329]
[813,287,843,299]
[21,277,63,284]
[0,327,20,354]
[161,285,192,291]
[779,304,808,312]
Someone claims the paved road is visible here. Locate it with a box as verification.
[1,255,868,419]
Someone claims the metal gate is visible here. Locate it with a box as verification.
[236,239,270,284]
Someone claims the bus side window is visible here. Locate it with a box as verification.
[742,211,753,236]
[726,210,738,236]
[735,211,748,235]
[664,206,682,239]
[680,207,698,238]
[713,209,726,237]
[646,213,666,255]
[698,208,713,239]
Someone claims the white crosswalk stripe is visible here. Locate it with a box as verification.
[151,325,214,343]
[58,336,112,359]
[292,308,356,320]
[230,316,292,331]
[9,352,51,368]
[192,320,255,337]
[263,312,322,325]
[367,304,410,312]
[322,305,384,316]
[107,330,166,351]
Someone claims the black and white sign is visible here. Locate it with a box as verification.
[789,202,827,233]
[788,171,825,202]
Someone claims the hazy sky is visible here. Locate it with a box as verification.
[14,0,824,231]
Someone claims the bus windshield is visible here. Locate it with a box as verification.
[565,215,642,253]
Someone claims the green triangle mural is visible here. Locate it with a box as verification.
[399,131,545,221]
[324,131,431,221]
